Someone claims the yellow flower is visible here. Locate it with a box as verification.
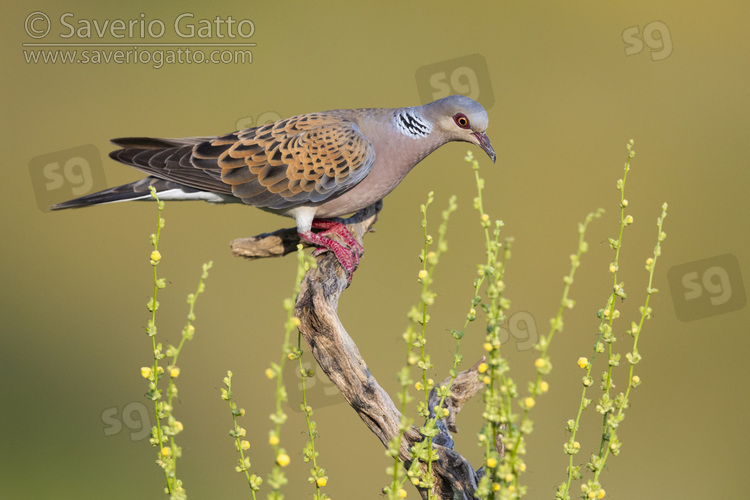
[170,366,180,378]
[492,482,501,491]
[276,453,290,467]
[539,380,549,393]
[241,440,250,450]
[268,434,279,446]
[478,362,489,373]
[524,397,535,408]
[316,477,327,487]
[140,367,152,379]
[150,250,162,262]
[265,368,275,379]
[418,270,428,281]
[483,342,493,352]
[173,421,184,433]
[486,457,497,468]
[534,358,545,368]
[398,488,407,498]
[578,357,589,369]
[160,447,172,457]
[482,376,491,385]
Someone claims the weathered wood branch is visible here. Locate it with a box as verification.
[232,202,485,498]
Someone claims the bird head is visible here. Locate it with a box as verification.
[427,95,496,163]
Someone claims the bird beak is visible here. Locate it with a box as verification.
[473,132,496,163]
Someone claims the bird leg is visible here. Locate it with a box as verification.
[311,219,364,255]
[299,219,364,280]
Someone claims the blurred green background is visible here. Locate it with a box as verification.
[2,1,748,498]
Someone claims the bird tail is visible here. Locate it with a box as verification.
[49,136,231,211]
[49,177,178,210]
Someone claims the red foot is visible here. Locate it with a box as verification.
[299,220,364,282]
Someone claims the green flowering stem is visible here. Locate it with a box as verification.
[144,187,211,500]
[297,330,328,499]
[145,187,172,494]
[395,191,458,498]
[599,141,637,400]
[463,151,521,498]
[265,246,315,499]
[221,371,260,498]
[592,202,668,486]
[595,142,636,461]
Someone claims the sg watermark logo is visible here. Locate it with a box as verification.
[28,144,107,211]
[499,311,539,352]
[101,401,152,441]
[668,254,746,321]
[235,111,282,131]
[415,54,494,108]
[622,21,673,61]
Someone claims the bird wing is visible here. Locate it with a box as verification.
[109,112,376,211]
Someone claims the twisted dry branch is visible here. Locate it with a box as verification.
[231,202,488,499]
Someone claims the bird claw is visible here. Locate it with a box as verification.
[301,220,364,283]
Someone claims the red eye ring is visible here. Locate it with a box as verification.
[453,113,470,129]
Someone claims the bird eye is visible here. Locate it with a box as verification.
[453,113,470,129]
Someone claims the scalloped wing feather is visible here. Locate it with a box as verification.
[192,112,376,210]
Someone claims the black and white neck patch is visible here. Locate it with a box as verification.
[393,110,432,139]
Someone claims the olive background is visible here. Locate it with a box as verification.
[2,1,748,499]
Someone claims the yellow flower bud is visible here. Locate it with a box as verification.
[316,477,327,487]
[478,362,489,373]
[524,397,535,408]
[170,366,180,378]
[265,368,275,379]
[276,453,290,467]
[241,440,250,450]
[486,457,497,468]
[269,434,279,446]
[578,357,589,369]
